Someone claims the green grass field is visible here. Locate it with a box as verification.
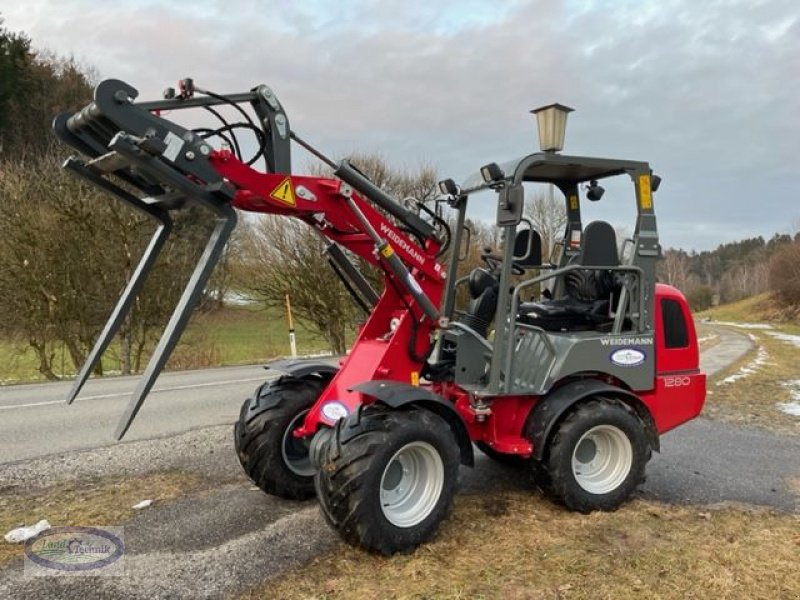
[697,292,800,333]
[0,304,337,384]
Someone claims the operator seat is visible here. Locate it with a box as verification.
[460,267,499,338]
[518,220,618,332]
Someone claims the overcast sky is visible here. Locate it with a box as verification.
[3,0,798,250]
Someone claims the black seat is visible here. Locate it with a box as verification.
[519,221,618,332]
[460,268,499,338]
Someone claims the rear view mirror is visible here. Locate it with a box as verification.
[513,228,542,267]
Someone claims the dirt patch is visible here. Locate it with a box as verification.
[0,470,201,566]
[248,493,800,600]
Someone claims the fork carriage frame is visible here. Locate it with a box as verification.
[57,78,704,460]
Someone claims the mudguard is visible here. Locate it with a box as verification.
[351,381,474,467]
[245,359,338,417]
[528,379,659,460]
[265,358,339,380]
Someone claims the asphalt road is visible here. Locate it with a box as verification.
[0,326,751,465]
[1,327,798,599]
[0,364,301,463]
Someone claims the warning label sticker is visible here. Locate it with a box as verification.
[270,177,296,206]
[569,194,578,211]
[639,174,652,210]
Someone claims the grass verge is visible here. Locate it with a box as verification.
[697,293,800,334]
[0,304,335,383]
[704,328,799,434]
[0,471,202,566]
[250,492,800,600]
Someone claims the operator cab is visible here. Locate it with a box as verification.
[431,148,663,395]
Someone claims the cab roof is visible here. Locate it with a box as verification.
[462,152,651,189]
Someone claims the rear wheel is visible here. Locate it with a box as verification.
[545,398,649,512]
[315,407,460,555]
[234,377,326,500]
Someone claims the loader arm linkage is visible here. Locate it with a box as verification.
[56,78,445,439]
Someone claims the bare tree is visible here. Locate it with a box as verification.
[661,249,690,289]
[524,189,567,261]
[235,153,439,354]
[0,150,226,378]
[236,217,352,354]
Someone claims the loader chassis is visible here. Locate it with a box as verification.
[57,78,706,555]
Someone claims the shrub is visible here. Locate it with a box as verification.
[768,242,800,306]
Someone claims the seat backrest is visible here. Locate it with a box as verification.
[579,220,619,267]
[460,268,498,338]
[561,221,619,302]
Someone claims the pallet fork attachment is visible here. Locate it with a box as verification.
[54,84,240,438]
[62,157,173,408]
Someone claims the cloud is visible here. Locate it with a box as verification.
[3,0,798,249]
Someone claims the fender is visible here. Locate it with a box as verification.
[528,379,659,460]
[246,359,338,417]
[266,358,339,380]
[351,381,474,467]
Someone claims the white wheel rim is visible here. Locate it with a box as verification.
[380,441,444,528]
[571,424,632,494]
[281,410,315,477]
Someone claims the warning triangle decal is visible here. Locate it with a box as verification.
[269,177,296,206]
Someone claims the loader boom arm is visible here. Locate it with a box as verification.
[56,78,444,439]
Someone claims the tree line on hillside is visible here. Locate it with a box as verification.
[658,233,800,311]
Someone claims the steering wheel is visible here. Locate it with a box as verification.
[481,251,525,276]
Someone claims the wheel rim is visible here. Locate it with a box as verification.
[281,410,314,477]
[571,424,632,494]
[379,441,444,528]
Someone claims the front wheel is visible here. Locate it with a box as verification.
[545,398,650,513]
[315,407,460,555]
[234,377,326,500]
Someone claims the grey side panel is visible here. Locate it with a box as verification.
[527,379,658,460]
[547,334,655,391]
[351,381,474,467]
[509,332,656,395]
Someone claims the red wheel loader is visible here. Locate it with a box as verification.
[56,79,705,555]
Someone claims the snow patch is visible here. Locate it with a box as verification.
[224,291,257,306]
[697,334,718,343]
[766,331,800,348]
[778,402,800,416]
[708,320,773,330]
[716,344,769,386]
[777,380,800,416]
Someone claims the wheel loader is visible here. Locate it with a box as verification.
[55,78,706,555]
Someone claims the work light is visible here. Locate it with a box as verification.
[480,162,504,184]
[438,178,458,196]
